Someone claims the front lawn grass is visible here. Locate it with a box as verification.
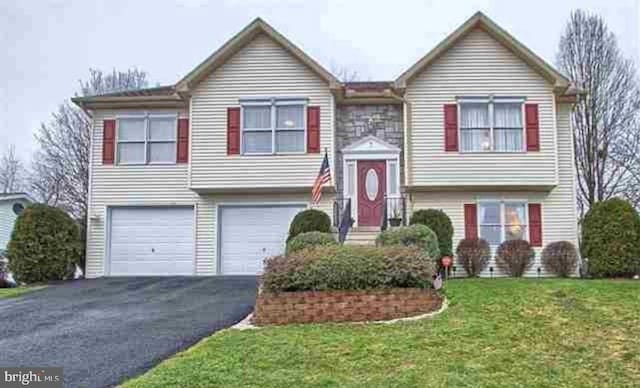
[124,279,640,388]
[0,286,44,299]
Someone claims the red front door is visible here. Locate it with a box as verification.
[357,160,386,226]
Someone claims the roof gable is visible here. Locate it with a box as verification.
[395,12,571,93]
[176,18,340,93]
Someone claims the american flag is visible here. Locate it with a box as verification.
[312,152,331,204]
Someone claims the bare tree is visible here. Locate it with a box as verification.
[557,10,640,213]
[79,68,149,96]
[0,145,25,193]
[330,63,361,82]
[31,68,150,218]
[30,103,91,217]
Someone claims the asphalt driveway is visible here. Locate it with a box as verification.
[0,276,257,388]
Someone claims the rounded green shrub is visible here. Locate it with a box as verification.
[376,224,440,260]
[7,204,81,283]
[262,245,436,292]
[456,238,491,277]
[286,231,337,255]
[495,239,535,277]
[410,209,453,257]
[287,209,332,242]
[582,198,640,277]
[542,241,579,277]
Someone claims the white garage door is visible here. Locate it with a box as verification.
[219,205,305,275]
[109,207,194,276]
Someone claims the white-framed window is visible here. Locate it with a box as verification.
[241,98,306,154]
[478,200,528,246]
[459,98,524,152]
[117,114,177,165]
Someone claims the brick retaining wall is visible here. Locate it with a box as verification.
[254,288,442,325]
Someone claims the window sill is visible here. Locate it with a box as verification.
[115,162,178,166]
[239,152,309,156]
[457,151,528,155]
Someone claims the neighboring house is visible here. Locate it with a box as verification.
[0,193,34,252]
[73,12,579,278]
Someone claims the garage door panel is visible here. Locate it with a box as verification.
[109,207,194,276]
[220,205,304,275]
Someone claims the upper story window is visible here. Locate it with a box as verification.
[117,114,177,165]
[241,99,306,154]
[478,201,528,245]
[459,98,524,153]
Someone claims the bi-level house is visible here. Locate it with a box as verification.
[73,12,579,278]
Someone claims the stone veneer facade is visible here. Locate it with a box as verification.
[335,104,404,195]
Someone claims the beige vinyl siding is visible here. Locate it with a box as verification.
[410,103,578,277]
[405,28,558,188]
[85,109,199,278]
[85,109,335,277]
[190,33,334,190]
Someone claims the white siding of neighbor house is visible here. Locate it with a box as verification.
[0,199,30,251]
[409,103,578,277]
[405,28,558,188]
[189,33,335,190]
[85,110,335,277]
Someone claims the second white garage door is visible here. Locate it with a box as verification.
[109,207,195,276]
[219,205,305,275]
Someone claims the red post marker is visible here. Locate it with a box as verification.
[441,256,453,280]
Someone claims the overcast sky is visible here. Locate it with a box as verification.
[1,0,639,161]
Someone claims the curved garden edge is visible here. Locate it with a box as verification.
[231,293,448,330]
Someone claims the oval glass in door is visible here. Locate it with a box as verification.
[365,169,379,201]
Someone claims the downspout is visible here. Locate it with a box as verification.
[384,89,412,211]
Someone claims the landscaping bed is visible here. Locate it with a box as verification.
[256,240,440,325]
[254,288,442,325]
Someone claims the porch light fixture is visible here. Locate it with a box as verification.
[489,266,494,278]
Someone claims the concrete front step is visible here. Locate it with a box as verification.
[343,227,381,245]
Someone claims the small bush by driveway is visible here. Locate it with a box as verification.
[0,276,256,388]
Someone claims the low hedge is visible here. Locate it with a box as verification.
[542,241,579,277]
[287,209,332,242]
[376,224,440,259]
[286,232,337,255]
[495,239,535,277]
[262,245,436,292]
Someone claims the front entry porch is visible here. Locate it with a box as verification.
[333,136,407,235]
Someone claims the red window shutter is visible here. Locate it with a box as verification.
[102,119,116,165]
[307,106,320,153]
[227,108,240,155]
[525,104,540,151]
[529,203,543,247]
[444,104,458,152]
[177,118,189,163]
[464,204,478,239]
